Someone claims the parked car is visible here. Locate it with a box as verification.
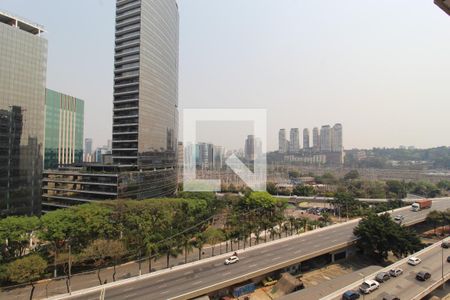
[407,257,421,266]
[394,215,405,221]
[359,280,379,294]
[447,256,450,263]
[342,290,360,300]
[382,295,400,300]
[224,255,239,265]
[375,271,391,283]
[389,268,403,277]
[416,271,431,281]
[442,241,450,248]
[262,276,277,287]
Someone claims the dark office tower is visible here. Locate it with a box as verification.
[113,0,179,167]
[112,0,179,196]
[303,128,310,149]
[0,11,47,217]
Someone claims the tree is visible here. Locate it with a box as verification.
[385,180,407,199]
[329,192,363,219]
[204,227,225,256]
[344,170,360,181]
[193,232,207,260]
[266,182,277,195]
[0,216,39,261]
[39,209,80,277]
[354,213,422,261]
[80,239,126,285]
[5,254,48,300]
[293,184,315,196]
[319,212,332,225]
[426,210,445,235]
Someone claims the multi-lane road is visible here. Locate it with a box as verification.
[52,198,450,300]
[322,240,450,300]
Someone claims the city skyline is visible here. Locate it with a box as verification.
[1,0,449,151]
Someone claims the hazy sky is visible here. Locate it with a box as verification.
[1,0,449,150]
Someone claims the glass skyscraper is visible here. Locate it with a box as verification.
[42,0,180,209]
[44,89,84,169]
[112,0,179,196]
[113,0,179,167]
[0,11,47,216]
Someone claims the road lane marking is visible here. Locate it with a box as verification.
[272,256,281,261]
[160,291,169,295]
[286,247,294,251]
[123,287,134,292]
[249,264,258,268]
[193,280,203,285]
[223,272,231,276]
[294,250,302,254]
[332,239,337,243]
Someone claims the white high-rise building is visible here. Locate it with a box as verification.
[303,128,310,149]
[312,127,320,151]
[289,128,300,153]
[278,129,288,153]
[320,125,332,152]
[331,123,343,152]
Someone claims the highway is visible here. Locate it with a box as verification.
[50,198,450,300]
[322,240,450,300]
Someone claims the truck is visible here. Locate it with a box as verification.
[411,199,432,212]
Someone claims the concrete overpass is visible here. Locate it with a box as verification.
[315,239,450,300]
[49,198,450,300]
[274,195,421,205]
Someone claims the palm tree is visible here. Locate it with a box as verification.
[193,232,207,260]
[183,236,195,264]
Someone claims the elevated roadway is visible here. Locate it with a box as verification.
[50,198,450,300]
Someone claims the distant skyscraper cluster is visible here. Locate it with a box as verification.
[183,142,226,170]
[277,123,344,165]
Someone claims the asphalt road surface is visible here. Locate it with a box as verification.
[328,241,450,300]
[59,198,450,300]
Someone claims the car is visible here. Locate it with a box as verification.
[262,276,277,287]
[359,280,379,294]
[394,215,405,221]
[416,271,431,281]
[389,268,403,277]
[382,295,400,300]
[442,241,450,248]
[224,255,239,265]
[447,256,450,263]
[375,271,391,283]
[342,290,360,300]
[408,257,421,266]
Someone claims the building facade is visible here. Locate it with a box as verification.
[331,123,343,152]
[245,135,255,161]
[303,128,310,149]
[44,89,84,169]
[289,128,300,153]
[278,129,287,153]
[42,0,180,210]
[312,127,320,151]
[320,125,332,152]
[84,138,93,162]
[0,11,47,216]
